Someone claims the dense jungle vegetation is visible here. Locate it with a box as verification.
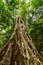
[0,0,43,59]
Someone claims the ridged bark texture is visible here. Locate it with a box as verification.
[0,17,43,65]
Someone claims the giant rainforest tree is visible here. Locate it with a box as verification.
[0,0,43,65]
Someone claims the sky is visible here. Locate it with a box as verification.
[3,0,30,3]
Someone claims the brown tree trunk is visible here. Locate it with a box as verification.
[0,17,43,65]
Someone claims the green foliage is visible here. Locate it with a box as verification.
[27,0,43,58]
[0,0,15,47]
[0,0,43,59]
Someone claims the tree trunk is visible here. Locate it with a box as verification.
[0,16,43,65]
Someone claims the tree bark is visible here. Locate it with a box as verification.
[0,16,43,65]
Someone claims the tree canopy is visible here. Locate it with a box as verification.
[0,0,43,59]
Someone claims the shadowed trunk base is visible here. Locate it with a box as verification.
[0,17,43,65]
